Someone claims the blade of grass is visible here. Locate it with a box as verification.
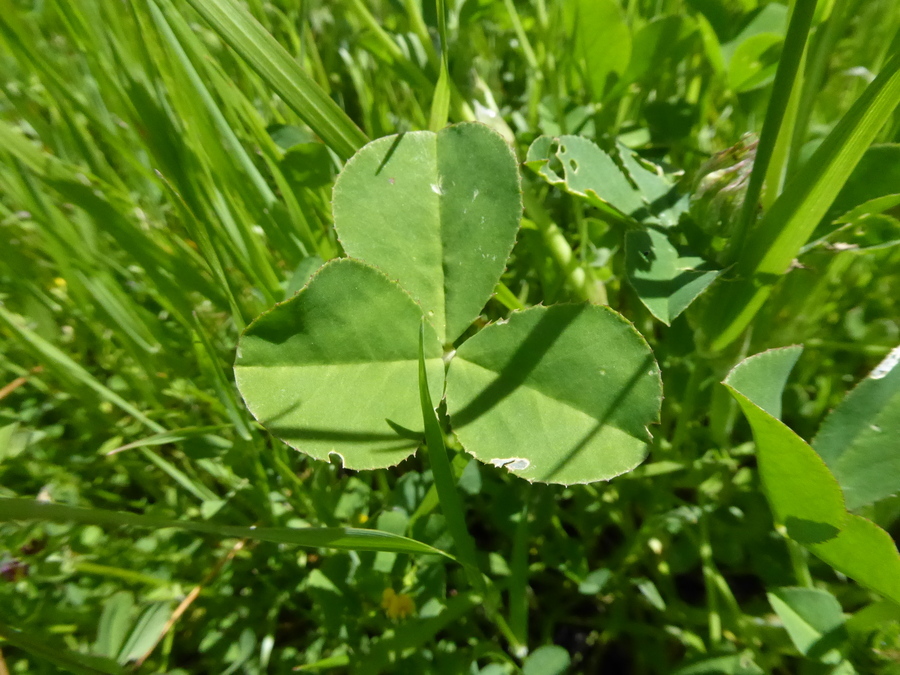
[728,0,818,261]
[417,321,484,591]
[183,0,368,158]
[0,498,454,558]
[707,50,900,350]
[0,304,164,433]
[0,623,127,675]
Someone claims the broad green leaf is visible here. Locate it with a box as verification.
[625,227,720,325]
[567,0,631,99]
[673,652,764,675]
[808,514,900,606]
[622,15,700,89]
[813,346,900,510]
[845,599,900,637]
[526,135,686,226]
[705,52,900,350]
[235,258,444,469]
[333,123,522,344]
[117,603,172,664]
[94,592,135,661]
[724,349,846,543]
[725,351,900,605]
[183,0,368,159]
[768,587,847,659]
[527,135,644,223]
[446,304,662,485]
[0,497,452,558]
[522,645,571,675]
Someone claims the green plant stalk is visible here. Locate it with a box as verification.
[523,188,592,302]
[699,515,722,646]
[786,537,814,588]
[493,281,527,311]
[417,322,485,592]
[728,0,818,263]
[707,50,900,351]
[507,494,531,656]
[183,0,368,159]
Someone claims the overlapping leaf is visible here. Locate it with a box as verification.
[625,228,721,324]
[724,348,900,605]
[525,135,687,226]
[445,305,662,485]
[235,258,444,470]
[334,122,522,345]
[813,345,900,510]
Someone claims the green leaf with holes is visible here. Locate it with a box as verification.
[445,304,662,485]
[234,258,444,470]
[625,227,721,324]
[333,122,522,345]
[525,135,687,226]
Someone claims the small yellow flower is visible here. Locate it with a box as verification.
[356,513,369,525]
[381,588,415,620]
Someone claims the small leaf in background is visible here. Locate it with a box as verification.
[566,0,631,100]
[824,145,900,225]
[728,33,783,92]
[768,587,848,660]
[673,652,764,675]
[234,259,444,470]
[333,122,521,344]
[522,645,571,675]
[446,304,661,485]
[723,348,846,543]
[625,227,720,325]
[622,15,700,90]
[526,135,687,226]
[720,3,788,66]
[813,345,900,510]
[117,603,172,664]
[578,568,612,595]
[526,134,645,223]
[93,591,135,662]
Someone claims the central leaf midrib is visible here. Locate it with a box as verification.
[432,133,450,345]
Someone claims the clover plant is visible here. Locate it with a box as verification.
[235,123,663,485]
